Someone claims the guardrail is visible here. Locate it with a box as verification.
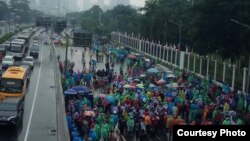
[51,41,70,141]
[111,32,247,94]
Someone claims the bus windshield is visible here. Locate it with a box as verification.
[0,78,23,93]
[10,45,22,52]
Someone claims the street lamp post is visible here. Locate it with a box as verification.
[230,18,250,111]
[230,18,250,94]
[64,33,69,78]
[168,19,182,49]
[7,6,12,33]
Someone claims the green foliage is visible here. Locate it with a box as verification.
[189,0,250,61]
[68,0,250,62]
[0,32,15,44]
[0,0,43,24]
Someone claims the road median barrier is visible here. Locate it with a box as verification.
[52,42,70,141]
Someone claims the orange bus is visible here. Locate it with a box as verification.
[0,66,28,99]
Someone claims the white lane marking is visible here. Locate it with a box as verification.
[24,34,44,141]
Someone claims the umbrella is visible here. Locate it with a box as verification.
[123,84,130,88]
[130,85,136,89]
[140,74,146,77]
[119,81,127,85]
[149,83,157,88]
[147,68,159,73]
[84,111,95,117]
[71,86,92,95]
[99,93,106,98]
[134,79,140,83]
[136,84,144,87]
[157,79,166,85]
[128,77,133,81]
[64,89,77,95]
[165,83,179,88]
[106,95,115,105]
[128,54,136,59]
[167,74,176,79]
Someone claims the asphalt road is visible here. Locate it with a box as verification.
[0,33,58,141]
[55,45,123,73]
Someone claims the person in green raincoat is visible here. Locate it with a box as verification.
[97,113,105,124]
[204,93,211,105]
[127,116,135,133]
[236,118,244,125]
[69,77,75,87]
[114,94,120,106]
[83,97,90,107]
[101,121,109,141]
[222,117,231,125]
[187,74,193,83]
[192,90,199,101]
[238,97,244,111]
[108,116,115,133]
[94,123,101,141]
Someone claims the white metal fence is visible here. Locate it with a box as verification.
[111,32,248,94]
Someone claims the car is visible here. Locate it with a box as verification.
[33,42,39,47]
[33,36,39,40]
[29,45,39,59]
[23,56,34,69]
[0,97,24,128]
[33,40,38,45]
[44,40,49,45]
[2,55,14,70]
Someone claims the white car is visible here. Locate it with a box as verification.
[33,40,38,44]
[23,56,34,69]
[2,55,14,69]
[33,40,39,47]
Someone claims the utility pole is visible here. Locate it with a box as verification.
[179,20,182,49]
[64,33,69,78]
[168,19,183,49]
[230,19,250,93]
[230,18,250,110]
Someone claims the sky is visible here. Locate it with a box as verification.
[77,0,146,11]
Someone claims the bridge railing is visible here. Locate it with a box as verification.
[111,31,248,94]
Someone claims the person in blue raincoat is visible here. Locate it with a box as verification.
[66,70,71,79]
[87,73,93,86]
[70,77,75,87]
[74,73,79,85]
[71,128,80,140]
[112,111,119,126]
[67,112,73,131]
[73,136,84,141]
[89,129,97,141]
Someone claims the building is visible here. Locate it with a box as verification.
[0,0,10,5]
[36,0,59,16]
[68,0,79,12]
[83,0,91,11]
[29,0,37,9]
[93,0,105,9]
[109,0,130,8]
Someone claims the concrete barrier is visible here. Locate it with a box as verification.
[52,42,71,141]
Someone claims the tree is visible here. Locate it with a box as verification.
[188,0,250,61]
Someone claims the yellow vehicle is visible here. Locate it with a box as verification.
[0,66,28,99]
